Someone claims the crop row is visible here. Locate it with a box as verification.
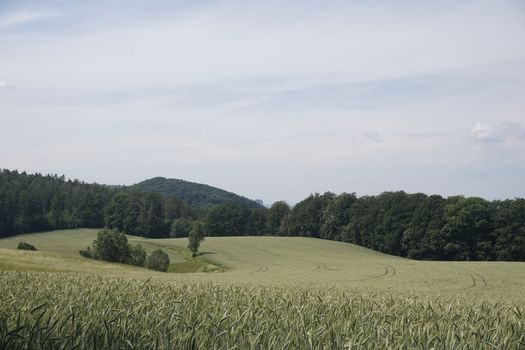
[0,271,523,349]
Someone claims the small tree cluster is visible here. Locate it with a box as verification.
[17,242,37,251]
[93,229,131,263]
[79,228,167,272]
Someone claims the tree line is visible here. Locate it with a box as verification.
[1,169,524,261]
[174,193,525,261]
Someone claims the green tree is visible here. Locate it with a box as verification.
[129,243,146,266]
[267,201,290,235]
[170,217,194,238]
[188,221,205,257]
[440,197,493,260]
[104,192,133,232]
[145,249,170,272]
[205,203,250,236]
[137,192,164,237]
[289,193,335,238]
[320,193,356,241]
[246,208,267,235]
[93,228,130,263]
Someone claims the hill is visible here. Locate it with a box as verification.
[1,229,524,304]
[134,176,261,208]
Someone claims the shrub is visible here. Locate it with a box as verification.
[145,249,170,272]
[93,228,130,263]
[129,244,146,267]
[17,242,37,251]
[79,246,96,259]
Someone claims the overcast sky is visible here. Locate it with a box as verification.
[1,0,524,205]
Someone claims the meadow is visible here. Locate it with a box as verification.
[0,229,524,349]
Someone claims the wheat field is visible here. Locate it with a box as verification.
[1,229,524,348]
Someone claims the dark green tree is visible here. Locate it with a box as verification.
[188,221,206,257]
[289,192,335,238]
[320,193,356,241]
[246,208,268,235]
[205,203,251,236]
[170,217,194,238]
[129,243,147,266]
[267,201,290,235]
[145,249,170,272]
[440,197,493,260]
[92,228,130,263]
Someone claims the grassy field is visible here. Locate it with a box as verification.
[1,229,524,302]
[1,229,524,348]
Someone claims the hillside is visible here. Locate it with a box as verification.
[1,230,525,303]
[134,176,261,208]
[2,230,525,348]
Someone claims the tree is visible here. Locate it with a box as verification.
[205,203,250,236]
[320,193,356,241]
[246,208,267,235]
[129,243,146,266]
[288,193,334,238]
[145,249,170,272]
[267,201,290,235]
[440,197,493,260]
[170,217,194,238]
[136,192,164,237]
[188,221,205,257]
[92,228,130,263]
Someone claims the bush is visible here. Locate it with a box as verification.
[79,246,96,259]
[145,249,170,272]
[93,228,130,263]
[129,244,146,267]
[17,242,37,251]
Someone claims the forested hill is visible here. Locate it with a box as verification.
[134,177,261,208]
[2,169,525,261]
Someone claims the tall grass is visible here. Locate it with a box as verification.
[1,271,524,349]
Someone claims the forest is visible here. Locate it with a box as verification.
[1,169,524,261]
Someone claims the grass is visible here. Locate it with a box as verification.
[1,272,524,349]
[1,229,525,348]
[3,230,523,303]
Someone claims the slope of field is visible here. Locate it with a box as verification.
[1,230,525,304]
[1,230,525,348]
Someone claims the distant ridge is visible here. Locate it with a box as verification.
[134,177,261,208]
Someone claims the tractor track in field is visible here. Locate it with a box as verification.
[446,265,488,290]
[350,264,397,283]
[463,271,488,289]
[280,262,329,276]
[251,265,269,273]
[312,263,328,272]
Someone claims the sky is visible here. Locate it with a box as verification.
[1,0,524,205]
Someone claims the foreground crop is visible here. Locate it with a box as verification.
[0,272,523,349]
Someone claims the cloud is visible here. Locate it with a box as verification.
[0,9,64,27]
[365,131,385,143]
[471,122,525,143]
[0,80,15,89]
[471,123,501,142]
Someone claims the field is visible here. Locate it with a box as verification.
[1,229,524,349]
